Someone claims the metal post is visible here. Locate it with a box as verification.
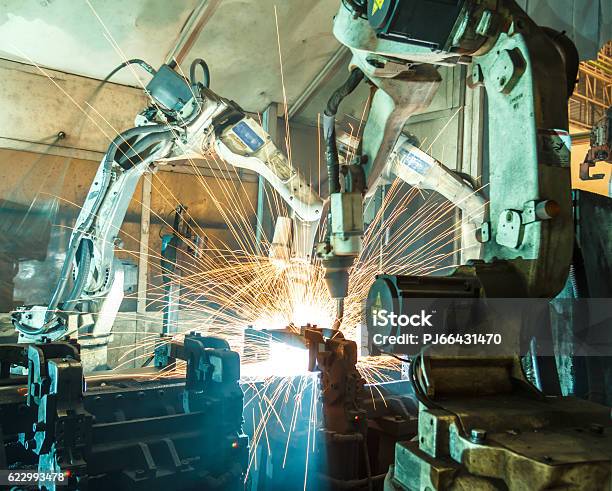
[137,173,152,323]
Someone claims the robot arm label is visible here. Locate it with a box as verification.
[231,120,266,152]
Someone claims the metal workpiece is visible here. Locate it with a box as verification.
[387,355,612,491]
[0,335,248,490]
[303,326,366,435]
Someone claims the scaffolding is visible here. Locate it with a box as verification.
[569,41,612,131]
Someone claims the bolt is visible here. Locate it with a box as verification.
[470,428,487,444]
[57,131,67,140]
[25,438,37,450]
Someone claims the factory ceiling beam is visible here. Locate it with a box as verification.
[165,0,224,66]
[287,45,350,120]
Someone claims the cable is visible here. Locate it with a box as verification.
[102,58,157,84]
[323,68,365,195]
[62,238,93,312]
[341,0,368,19]
[84,59,157,116]
[189,58,211,88]
[115,130,175,169]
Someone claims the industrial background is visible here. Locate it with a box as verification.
[0,1,610,490]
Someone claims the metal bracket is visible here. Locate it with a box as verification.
[496,209,522,248]
[490,47,526,94]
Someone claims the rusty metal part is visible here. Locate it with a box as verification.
[388,355,612,490]
[303,326,366,434]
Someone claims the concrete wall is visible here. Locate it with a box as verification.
[0,59,148,160]
[0,59,259,312]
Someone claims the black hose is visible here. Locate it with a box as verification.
[115,129,175,169]
[325,69,365,118]
[103,58,157,84]
[190,58,211,88]
[107,124,172,165]
[323,69,364,195]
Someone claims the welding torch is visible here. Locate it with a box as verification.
[317,68,367,329]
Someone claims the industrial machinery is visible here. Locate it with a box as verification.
[10,58,325,368]
[8,52,484,370]
[312,0,612,490]
[580,105,612,181]
[2,0,611,489]
[0,333,247,490]
[321,0,580,309]
[245,325,419,490]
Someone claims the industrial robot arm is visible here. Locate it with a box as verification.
[321,0,578,320]
[12,61,324,344]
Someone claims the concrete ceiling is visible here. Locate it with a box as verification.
[0,0,347,118]
[0,0,198,85]
[0,0,607,123]
[182,0,342,114]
